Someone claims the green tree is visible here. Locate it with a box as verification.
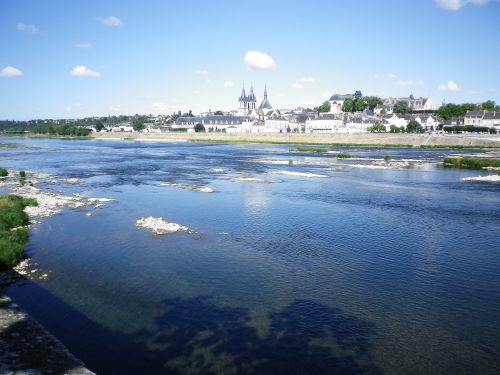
[194,123,205,132]
[389,125,401,133]
[364,96,383,111]
[342,99,354,112]
[406,120,423,133]
[394,101,410,115]
[132,119,144,132]
[481,100,496,112]
[317,101,331,113]
[354,99,367,112]
[95,121,104,132]
[367,123,386,132]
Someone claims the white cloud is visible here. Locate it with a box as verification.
[70,65,100,77]
[0,66,24,78]
[435,0,492,10]
[438,80,460,92]
[298,77,316,84]
[224,80,233,88]
[16,23,39,34]
[322,91,333,98]
[75,42,92,49]
[291,83,304,89]
[244,51,276,70]
[65,106,72,112]
[388,73,397,80]
[374,73,381,79]
[98,16,122,27]
[397,79,424,86]
[195,69,208,76]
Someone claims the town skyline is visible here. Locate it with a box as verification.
[1,0,499,120]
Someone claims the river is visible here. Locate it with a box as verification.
[1,137,499,374]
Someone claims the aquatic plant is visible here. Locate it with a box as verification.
[291,147,328,153]
[19,170,26,178]
[384,156,392,162]
[0,168,8,177]
[443,157,500,169]
[336,153,351,159]
[0,195,38,268]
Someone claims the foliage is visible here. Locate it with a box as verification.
[389,125,401,133]
[214,110,224,115]
[132,119,145,132]
[393,101,410,115]
[317,101,331,113]
[354,99,367,112]
[194,123,205,132]
[406,120,423,133]
[443,157,500,169]
[19,171,26,178]
[95,120,105,132]
[384,156,392,162]
[342,99,354,113]
[367,123,386,132]
[336,153,351,159]
[0,195,38,268]
[436,103,480,121]
[170,128,188,132]
[0,168,8,177]
[365,96,383,111]
[481,100,496,112]
[443,125,492,133]
[292,147,328,153]
[354,90,363,100]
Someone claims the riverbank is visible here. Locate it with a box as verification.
[0,169,112,374]
[91,132,500,148]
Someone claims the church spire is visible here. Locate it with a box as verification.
[259,84,272,110]
[239,85,247,102]
[247,84,256,102]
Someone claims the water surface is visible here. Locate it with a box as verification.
[1,137,499,374]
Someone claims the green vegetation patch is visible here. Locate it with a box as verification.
[0,168,8,177]
[336,153,352,159]
[290,147,328,153]
[384,156,392,161]
[443,157,500,169]
[0,195,38,269]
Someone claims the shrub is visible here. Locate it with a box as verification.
[384,156,392,162]
[19,170,26,178]
[0,195,38,269]
[443,157,500,169]
[292,147,328,153]
[0,168,8,177]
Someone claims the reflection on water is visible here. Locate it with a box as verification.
[0,137,499,374]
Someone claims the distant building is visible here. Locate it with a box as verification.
[464,111,500,130]
[328,94,354,114]
[383,95,433,111]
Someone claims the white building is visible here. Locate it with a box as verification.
[328,94,354,114]
[305,114,343,133]
[384,95,433,111]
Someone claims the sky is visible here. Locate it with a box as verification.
[1,0,499,120]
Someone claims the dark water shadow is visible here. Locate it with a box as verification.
[6,281,381,375]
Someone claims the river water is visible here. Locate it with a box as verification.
[1,137,499,374]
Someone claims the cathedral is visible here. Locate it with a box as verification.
[237,85,272,116]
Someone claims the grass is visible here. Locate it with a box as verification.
[336,154,352,159]
[443,157,500,169]
[0,195,38,269]
[0,168,8,177]
[290,147,328,153]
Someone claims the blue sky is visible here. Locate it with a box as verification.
[1,0,499,119]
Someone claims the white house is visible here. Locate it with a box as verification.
[328,94,354,114]
[305,114,343,133]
